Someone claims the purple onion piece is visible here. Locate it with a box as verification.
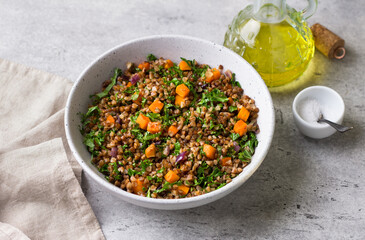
[116,115,122,124]
[201,83,208,89]
[154,141,161,145]
[129,74,140,85]
[175,151,188,164]
[225,70,233,79]
[233,142,240,152]
[111,147,118,158]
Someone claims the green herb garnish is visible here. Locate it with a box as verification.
[95,68,122,99]
[147,53,157,61]
[198,89,228,107]
[229,106,238,112]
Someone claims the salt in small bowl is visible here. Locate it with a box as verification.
[292,86,345,139]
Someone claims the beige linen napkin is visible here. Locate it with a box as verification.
[0,58,105,239]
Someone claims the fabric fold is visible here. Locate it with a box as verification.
[0,58,105,239]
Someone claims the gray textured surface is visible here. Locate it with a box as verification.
[1,0,364,239]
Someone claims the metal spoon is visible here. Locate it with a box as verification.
[317,114,353,133]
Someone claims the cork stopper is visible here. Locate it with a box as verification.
[311,23,345,59]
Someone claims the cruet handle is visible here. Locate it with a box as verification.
[302,0,318,19]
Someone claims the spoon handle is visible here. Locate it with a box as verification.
[317,119,353,133]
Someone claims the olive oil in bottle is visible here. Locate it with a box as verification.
[224,0,317,87]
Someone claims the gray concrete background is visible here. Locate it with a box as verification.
[1,0,364,239]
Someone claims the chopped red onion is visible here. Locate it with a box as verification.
[116,115,122,124]
[154,141,161,145]
[130,74,140,85]
[111,147,118,158]
[175,151,188,164]
[225,70,233,79]
[233,142,240,152]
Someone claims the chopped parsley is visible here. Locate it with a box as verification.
[229,106,238,112]
[95,68,122,99]
[147,53,157,61]
[198,89,229,107]
[180,57,209,80]
[173,141,181,156]
[231,73,241,87]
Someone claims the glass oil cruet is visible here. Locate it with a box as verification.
[224,0,318,87]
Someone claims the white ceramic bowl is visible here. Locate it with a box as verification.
[65,35,275,210]
[292,86,345,139]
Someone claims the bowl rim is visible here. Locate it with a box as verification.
[292,85,345,130]
[65,34,275,206]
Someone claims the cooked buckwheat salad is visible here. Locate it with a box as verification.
[80,54,259,199]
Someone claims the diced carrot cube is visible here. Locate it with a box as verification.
[133,178,145,194]
[221,157,232,166]
[164,59,174,69]
[132,91,143,105]
[203,144,216,159]
[177,185,190,196]
[237,107,250,122]
[149,99,164,113]
[127,82,132,87]
[145,144,156,158]
[176,84,190,98]
[212,68,221,80]
[164,170,180,183]
[179,60,191,71]
[168,125,179,137]
[204,70,214,83]
[175,95,187,108]
[147,121,161,134]
[106,115,115,124]
[136,114,150,130]
[204,68,221,83]
[138,62,150,70]
[234,120,247,136]
[228,97,234,105]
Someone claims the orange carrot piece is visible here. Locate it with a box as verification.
[212,68,221,80]
[204,70,214,83]
[126,82,132,87]
[145,144,156,158]
[176,83,190,98]
[133,178,145,194]
[147,121,161,134]
[203,144,216,159]
[234,120,247,136]
[138,62,150,70]
[168,125,179,137]
[164,170,180,183]
[204,68,221,83]
[177,185,190,196]
[228,97,234,105]
[132,91,143,105]
[164,59,174,69]
[179,60,191,71]
[237,106,250,122]
[221,157,232,166]
[175,95,187,108]
[106,115,115,124]
[136,114,150,130]
[149,99,164,113]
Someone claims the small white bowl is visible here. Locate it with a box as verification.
[65,35,275,209]
[292,86,345,139]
